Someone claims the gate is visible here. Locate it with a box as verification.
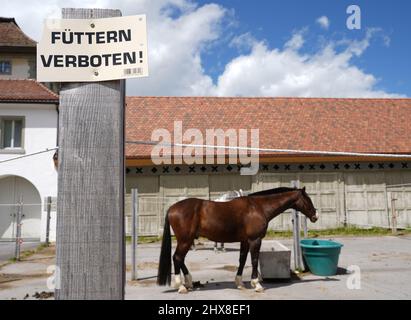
[0,176,42,241]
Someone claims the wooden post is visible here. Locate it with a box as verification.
[14,196,23,261]
[302,214,308,238]
[45,196,52,245]
[131,189,138,280]
[391,194,397,234]
[291,180,304,271]
[55,8,125,300]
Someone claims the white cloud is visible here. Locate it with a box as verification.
[211,29,404,98]
[3,0,225,96]
[382,35,391,47]
[230,32,258,51]
[126,1,225,96]
[284,30,305,51]
[316,16,330,30]
[3,1,403,98]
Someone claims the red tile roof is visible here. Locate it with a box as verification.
[0,18,36,51]
[0,79,58,103]
[126,97,411,159]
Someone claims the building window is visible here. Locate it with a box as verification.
[1,118,24,149]
[0,61,12,75]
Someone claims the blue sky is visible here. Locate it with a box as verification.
[197,0,411,96]
[3,0,410,97]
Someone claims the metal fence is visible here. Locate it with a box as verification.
[0,196,54,260]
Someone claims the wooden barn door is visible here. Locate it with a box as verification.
[125,176,160,236]
[344,172,388,227]
[299,173,342,229]
[385,171,411,228]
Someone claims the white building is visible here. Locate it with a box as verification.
[0,79,59,241]
[0,17,36,80]
[0,17,59,242]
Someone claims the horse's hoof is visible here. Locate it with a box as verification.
[184,274,193,290]
[178,285,188,294]
[174,274,182,289]
[250,278,264,292]
[254,286,265,293]
[235,276,245,290]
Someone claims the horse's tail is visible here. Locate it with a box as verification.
[157,210,172,286]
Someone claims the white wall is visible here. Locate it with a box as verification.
[0,54,34,79]
[0,103,58,241]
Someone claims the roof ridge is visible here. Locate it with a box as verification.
[0,17,17,24]
[9,20,37,45]
[126,96,411,101]
[0,17,37,47]
[30,80,59,99]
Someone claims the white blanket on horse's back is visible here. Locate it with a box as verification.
[214,189,244,202]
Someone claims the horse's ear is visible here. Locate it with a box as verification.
[302,187,306,192]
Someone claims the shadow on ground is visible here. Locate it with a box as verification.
[162,274,340,293]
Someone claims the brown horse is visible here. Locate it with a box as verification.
[157,187,318,293]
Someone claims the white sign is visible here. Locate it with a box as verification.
[37,15,148,82]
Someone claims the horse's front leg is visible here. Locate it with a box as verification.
[249,238,264,292]
[235,241,249,289]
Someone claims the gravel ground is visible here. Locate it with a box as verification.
[1,236,411,300]
[126,236,411,300]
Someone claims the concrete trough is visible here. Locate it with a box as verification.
[259,241,291,280]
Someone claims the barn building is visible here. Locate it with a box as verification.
[125,97,411,235]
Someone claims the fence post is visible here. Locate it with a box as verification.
[14,196,23,261]
[391,193,397,234]
[55,8,125,300]
[131,189,138,280]
[384,185,391,228]
[302,212,308,238]
[45,196,52,245]
[291,180,304,271]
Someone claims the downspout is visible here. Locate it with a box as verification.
[53,102,59,169]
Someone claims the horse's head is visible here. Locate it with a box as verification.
[293,187,318,223]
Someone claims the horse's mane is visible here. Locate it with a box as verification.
[248,187,297,197]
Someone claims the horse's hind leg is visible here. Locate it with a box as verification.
[173,242,192,293]
[181,260,193,290]
[235,241,249,289]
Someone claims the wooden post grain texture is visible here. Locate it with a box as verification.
[55,8,125,300]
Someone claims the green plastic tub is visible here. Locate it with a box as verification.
[300,239,343,276]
